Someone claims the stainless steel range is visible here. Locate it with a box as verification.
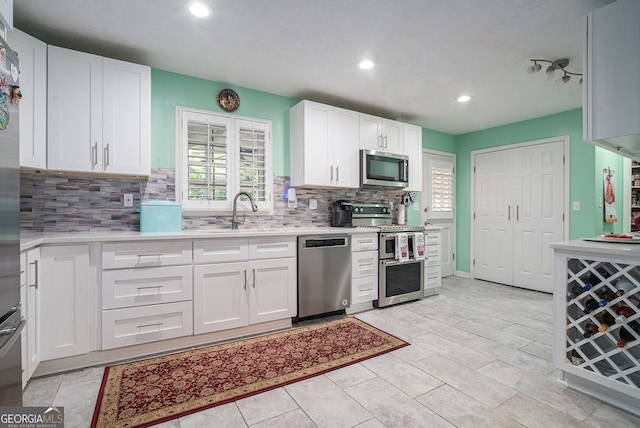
[352,204,425,308]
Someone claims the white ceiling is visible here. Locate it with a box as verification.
[13,0,615,135]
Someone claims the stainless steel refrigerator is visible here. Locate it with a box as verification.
[0,33,24,407]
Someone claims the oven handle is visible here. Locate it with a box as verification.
[380,258,424,267]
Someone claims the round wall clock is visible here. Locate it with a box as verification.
[217,88,240,112]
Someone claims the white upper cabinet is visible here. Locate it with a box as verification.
[47,46,150,175]
[290,100,359,188]
[359,113,403,153]
[584,0,640,159]
[8,29,47,169]
[0,0,12,32]
[403,123,423,191]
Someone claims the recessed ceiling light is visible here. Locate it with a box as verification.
[358,60,375,70]
[457,95,471,103]
[187,1,212,18]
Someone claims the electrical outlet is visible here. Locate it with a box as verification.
[124,194,133,207]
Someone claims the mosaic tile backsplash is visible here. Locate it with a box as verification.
[20,169,409,232]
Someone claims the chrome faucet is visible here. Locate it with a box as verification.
[231,191,259,229]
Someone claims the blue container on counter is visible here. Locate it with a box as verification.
[140,201,182,232]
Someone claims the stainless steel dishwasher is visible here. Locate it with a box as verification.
[297,235,351,319]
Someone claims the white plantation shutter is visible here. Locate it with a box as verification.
[236,119,270,210]
[431,166,454,213]
[178,108,273,213]
[426,156,455,220]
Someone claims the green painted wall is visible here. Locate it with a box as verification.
[455,108,625,274]
[151,69,298,176]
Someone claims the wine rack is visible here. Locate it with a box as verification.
[565,258,640,388]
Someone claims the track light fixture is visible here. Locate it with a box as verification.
[527,58,582,84]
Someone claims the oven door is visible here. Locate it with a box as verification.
[375,259,424,308]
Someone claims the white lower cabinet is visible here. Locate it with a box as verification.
[351,234,379,305]
[20,248,41,386]
[40,245,90,361]
[101,240,193,350]
[193,237,296,335]
[424,232,442,293]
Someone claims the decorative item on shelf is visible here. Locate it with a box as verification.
[217,88,240,112]
[527,58,583,84]
[397,192,417,225]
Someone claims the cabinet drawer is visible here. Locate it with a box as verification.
[102,265,193,310]
[193,239,249,264]
[352,233,378,252]
[425,246,441,267]
[352,250,378,278]
[102,241,192,269]
[352,276,378,304]
[102,301,193,350]
[425,266,441,289]
[425,233,441,246]
[249,237,296,260]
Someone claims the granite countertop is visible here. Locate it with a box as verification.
[20,226,380,251]
[550,238,640,257]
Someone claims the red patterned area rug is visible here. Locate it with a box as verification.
[91,317,408,428]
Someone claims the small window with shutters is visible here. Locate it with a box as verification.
[426,155,455,220]
[177,108,273,213]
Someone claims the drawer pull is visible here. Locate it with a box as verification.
[137,322,163,329]
[252,268,256,288]
[357,239,374,244]
[244,269,247,290]
[29,260,38,289]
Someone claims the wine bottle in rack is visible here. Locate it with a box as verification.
[570,349,585,365]
[583,298,604,314]
[596,287,617,305]
[617,326,637,348]
[615,305,637,323]
[596,311,616,333]
[568,283,592,299]
[615,279,636,297]
[583,321,599,338]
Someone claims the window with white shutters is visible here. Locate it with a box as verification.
[177,108,273,213]
[431,166,454,214]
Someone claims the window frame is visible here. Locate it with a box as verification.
[175,106,273,214]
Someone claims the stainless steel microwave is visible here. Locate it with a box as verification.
[360,149,409,188]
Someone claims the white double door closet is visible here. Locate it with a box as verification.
[472,138,567,293]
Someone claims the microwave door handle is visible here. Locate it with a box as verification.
[404,160,408,181]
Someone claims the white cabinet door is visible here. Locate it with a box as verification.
[8,29,47,169]
[584,0,640,145]
[248,258,296,324]
[383,120,403,153]
[359,114,403,153]
[332,107,360,188]
[292,101,332,186]
[102,58,150,175]
[47,46,102,173]
[403,123,422,191]
[0,0,12,30]
[193,262,249,334]
[40,245,90,360]
[359,113,383,150]
[24,248,40,381]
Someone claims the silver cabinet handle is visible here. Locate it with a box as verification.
[517,205,519,221]
[330,165,334,181]
[252,268,256,288]
[243,269,247,290]
[378,134,383,149]
[508,205,511,221]
[137,322,162,329]
[336,166,339,182]
[384,135,388,149]
[136,285,163,290]
[104,143,110,168]
[29,260,38,289]
[92,142,98,167]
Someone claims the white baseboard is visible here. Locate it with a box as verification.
[455,270,471,278]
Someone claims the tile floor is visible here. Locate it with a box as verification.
[23,277,640,428]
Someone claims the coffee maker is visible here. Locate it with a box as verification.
[330,200,353,227]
